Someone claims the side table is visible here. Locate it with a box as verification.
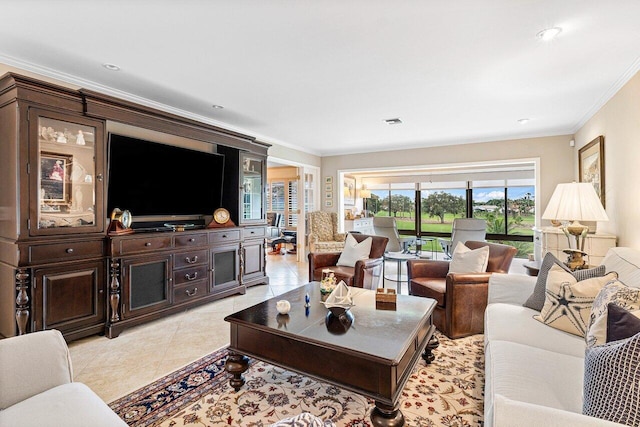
[523,261,540,276]
[383,252,418,294]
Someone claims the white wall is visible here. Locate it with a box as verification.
[321,134,575,225]
[574,71,640,248]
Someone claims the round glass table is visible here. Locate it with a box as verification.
[383,252,418,294]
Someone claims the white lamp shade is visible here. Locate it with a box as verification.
[541,182,608,222]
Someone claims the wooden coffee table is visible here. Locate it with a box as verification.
[225,282,438,426]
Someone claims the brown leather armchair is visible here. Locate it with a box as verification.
[308,233,389,289]
[407,241,517,339]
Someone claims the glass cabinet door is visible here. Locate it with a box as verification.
[240,153,264,223]
[30,109,104,235]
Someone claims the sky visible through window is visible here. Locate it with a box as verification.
[371,186,534,202]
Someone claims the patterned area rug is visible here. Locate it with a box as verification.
[109,333,484,426]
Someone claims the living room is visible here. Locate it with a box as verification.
[2,2,640,426]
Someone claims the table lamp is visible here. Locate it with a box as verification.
[541,182,608,270]
[359,187,371,216]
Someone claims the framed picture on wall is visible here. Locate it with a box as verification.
[325,176,333,184]
[324,183,332,192]
[325,199,333,207]
[40,152,72,205]
[325,192,333,199]
[579,135,605,207]
[343,177,356,205]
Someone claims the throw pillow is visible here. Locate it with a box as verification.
[448,242,489,274]
[583,331,640,425]
[523,252,607,311]
[533,265,618,337]
[586,279,639,347]
[607,303,640,343]
[336,233,372,268]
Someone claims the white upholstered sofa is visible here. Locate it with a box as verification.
[484,247,640,427]
[0,329,127,427]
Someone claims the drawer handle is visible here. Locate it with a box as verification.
[189,238,195,242]
[250,231,255,234]
[185,255,199,264]
[65,248,74,254]
[184,272,199,281]
[222,234,227,238]
[185,287,198,297]
[145,242,152,247]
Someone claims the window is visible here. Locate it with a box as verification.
[472,179,535,237]
[419,181,467,236]
[268,181,285,213]
[288,180,298,227]
[267,178,299,227]
[355,163,535,258]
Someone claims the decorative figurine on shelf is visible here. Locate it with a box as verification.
[75,130,86,146]
[55,131,67,143]
[71,189,84,212]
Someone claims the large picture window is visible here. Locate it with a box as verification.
[356,165,535,258]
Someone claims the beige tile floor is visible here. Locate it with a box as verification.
[68,250,527,403]
[68,252,308,402]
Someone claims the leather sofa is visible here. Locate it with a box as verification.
[484,247,640,426]
[308,233,388,289]
[407,240,517,339]
[0,330,128,427]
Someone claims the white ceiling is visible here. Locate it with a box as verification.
[1,1,640,156]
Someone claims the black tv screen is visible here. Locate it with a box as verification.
[107,134,225,218]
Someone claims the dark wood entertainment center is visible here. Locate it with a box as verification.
[0,73,270,341]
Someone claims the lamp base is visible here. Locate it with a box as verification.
[563,248,587,271]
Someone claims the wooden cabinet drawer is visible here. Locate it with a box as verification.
[119,236,172,255]
[210,229,240,244]
[173,280,208,304]
[243,227,266,239]
[29,240,104,263]
[175,233,208,248]
[173,264,210,286]
[174,249,208,269]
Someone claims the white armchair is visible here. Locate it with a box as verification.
[372,216,415,253]
[0,330,127,427]
[438,218,486,258]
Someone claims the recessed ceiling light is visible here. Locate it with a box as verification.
[212,104,224,109]
[536,27,562,41]
[102,63,121,71]
[517,118,530,124]
[384,118,403,125]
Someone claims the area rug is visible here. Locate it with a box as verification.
[109,333,484,426]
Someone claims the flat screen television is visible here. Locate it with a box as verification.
[107,134,225,222]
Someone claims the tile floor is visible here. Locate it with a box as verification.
[68,250,528,402]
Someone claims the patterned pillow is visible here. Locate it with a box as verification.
[523,252,606,311]
[533,265,618,336]
[583,332,640,425]
[607,304,640,343]
[586,279,639,347]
